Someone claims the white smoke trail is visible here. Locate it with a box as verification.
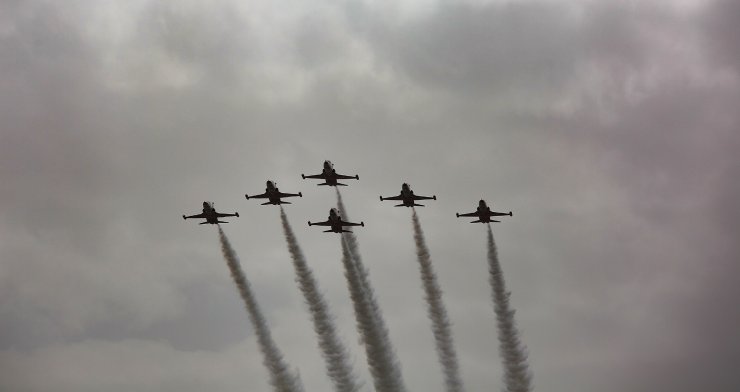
[411,210,465,392]
[217,227,304,392]
[486,225,532,392]
[340,235,406,392]
[336,189,407,392]
[279,208,362,392]
[335,189,369,295]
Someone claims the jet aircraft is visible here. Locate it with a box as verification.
[301,160,359,186]
[308,208,364,233]
[379,183,437,207]
[245,181,302,205]
[183,202,239,224]
[456,200,512,223]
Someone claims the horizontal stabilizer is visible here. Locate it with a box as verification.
[323,229,334,233]
[413,203,424,207]
[335,183,348,186]
[217,220,228,224]
[394,203,406,207]
[199,222,209,225]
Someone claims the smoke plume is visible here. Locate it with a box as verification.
[335,189,369,294]
[217,227,304,392]
[279,208,362,392]
[411,210,465,392]
[336,189,407,392]
[486,225,532,392]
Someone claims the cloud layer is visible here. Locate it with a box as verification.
[1,0,738,391]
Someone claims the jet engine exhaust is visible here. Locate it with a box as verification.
[279,208,361,392]
[486,225,532,392]
[217,227,304,392]
[411,210,465,392]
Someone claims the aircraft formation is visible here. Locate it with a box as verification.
[183,160,512,229]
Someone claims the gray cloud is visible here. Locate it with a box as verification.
[703,0,740,71]
[1,0,738,391]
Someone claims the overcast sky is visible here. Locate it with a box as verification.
[1,0,739,391]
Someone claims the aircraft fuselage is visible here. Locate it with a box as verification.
[456,199,511,223]
[380,183,437,207]
[308,208,364,233]
[301,161,359,186]
[183,201,239,225]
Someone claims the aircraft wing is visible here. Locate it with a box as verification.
[303,173,326,179]
[412,194,436,200]
[277,191,301,198]
[309,220,332,226]
[246,192,269,199]
[215,212,238,218]
[184,212,207,219]
[340,220,363,227]
[490,211,511,216]
[457,211,479,217]
[335,173,358,180]
[380,194,404,201]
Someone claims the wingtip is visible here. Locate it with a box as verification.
[361,222,365,227]
[510,211,513,216]
[182,215,186,220]
[299,192,303,197]
[307,221,312,226]
[301,174,305,179]
[245,194,249,199]
[355,175,359,180]
[456,213,459,217]
[235,212,240,217]
[379,196,383,201]
[433,195,437,200]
